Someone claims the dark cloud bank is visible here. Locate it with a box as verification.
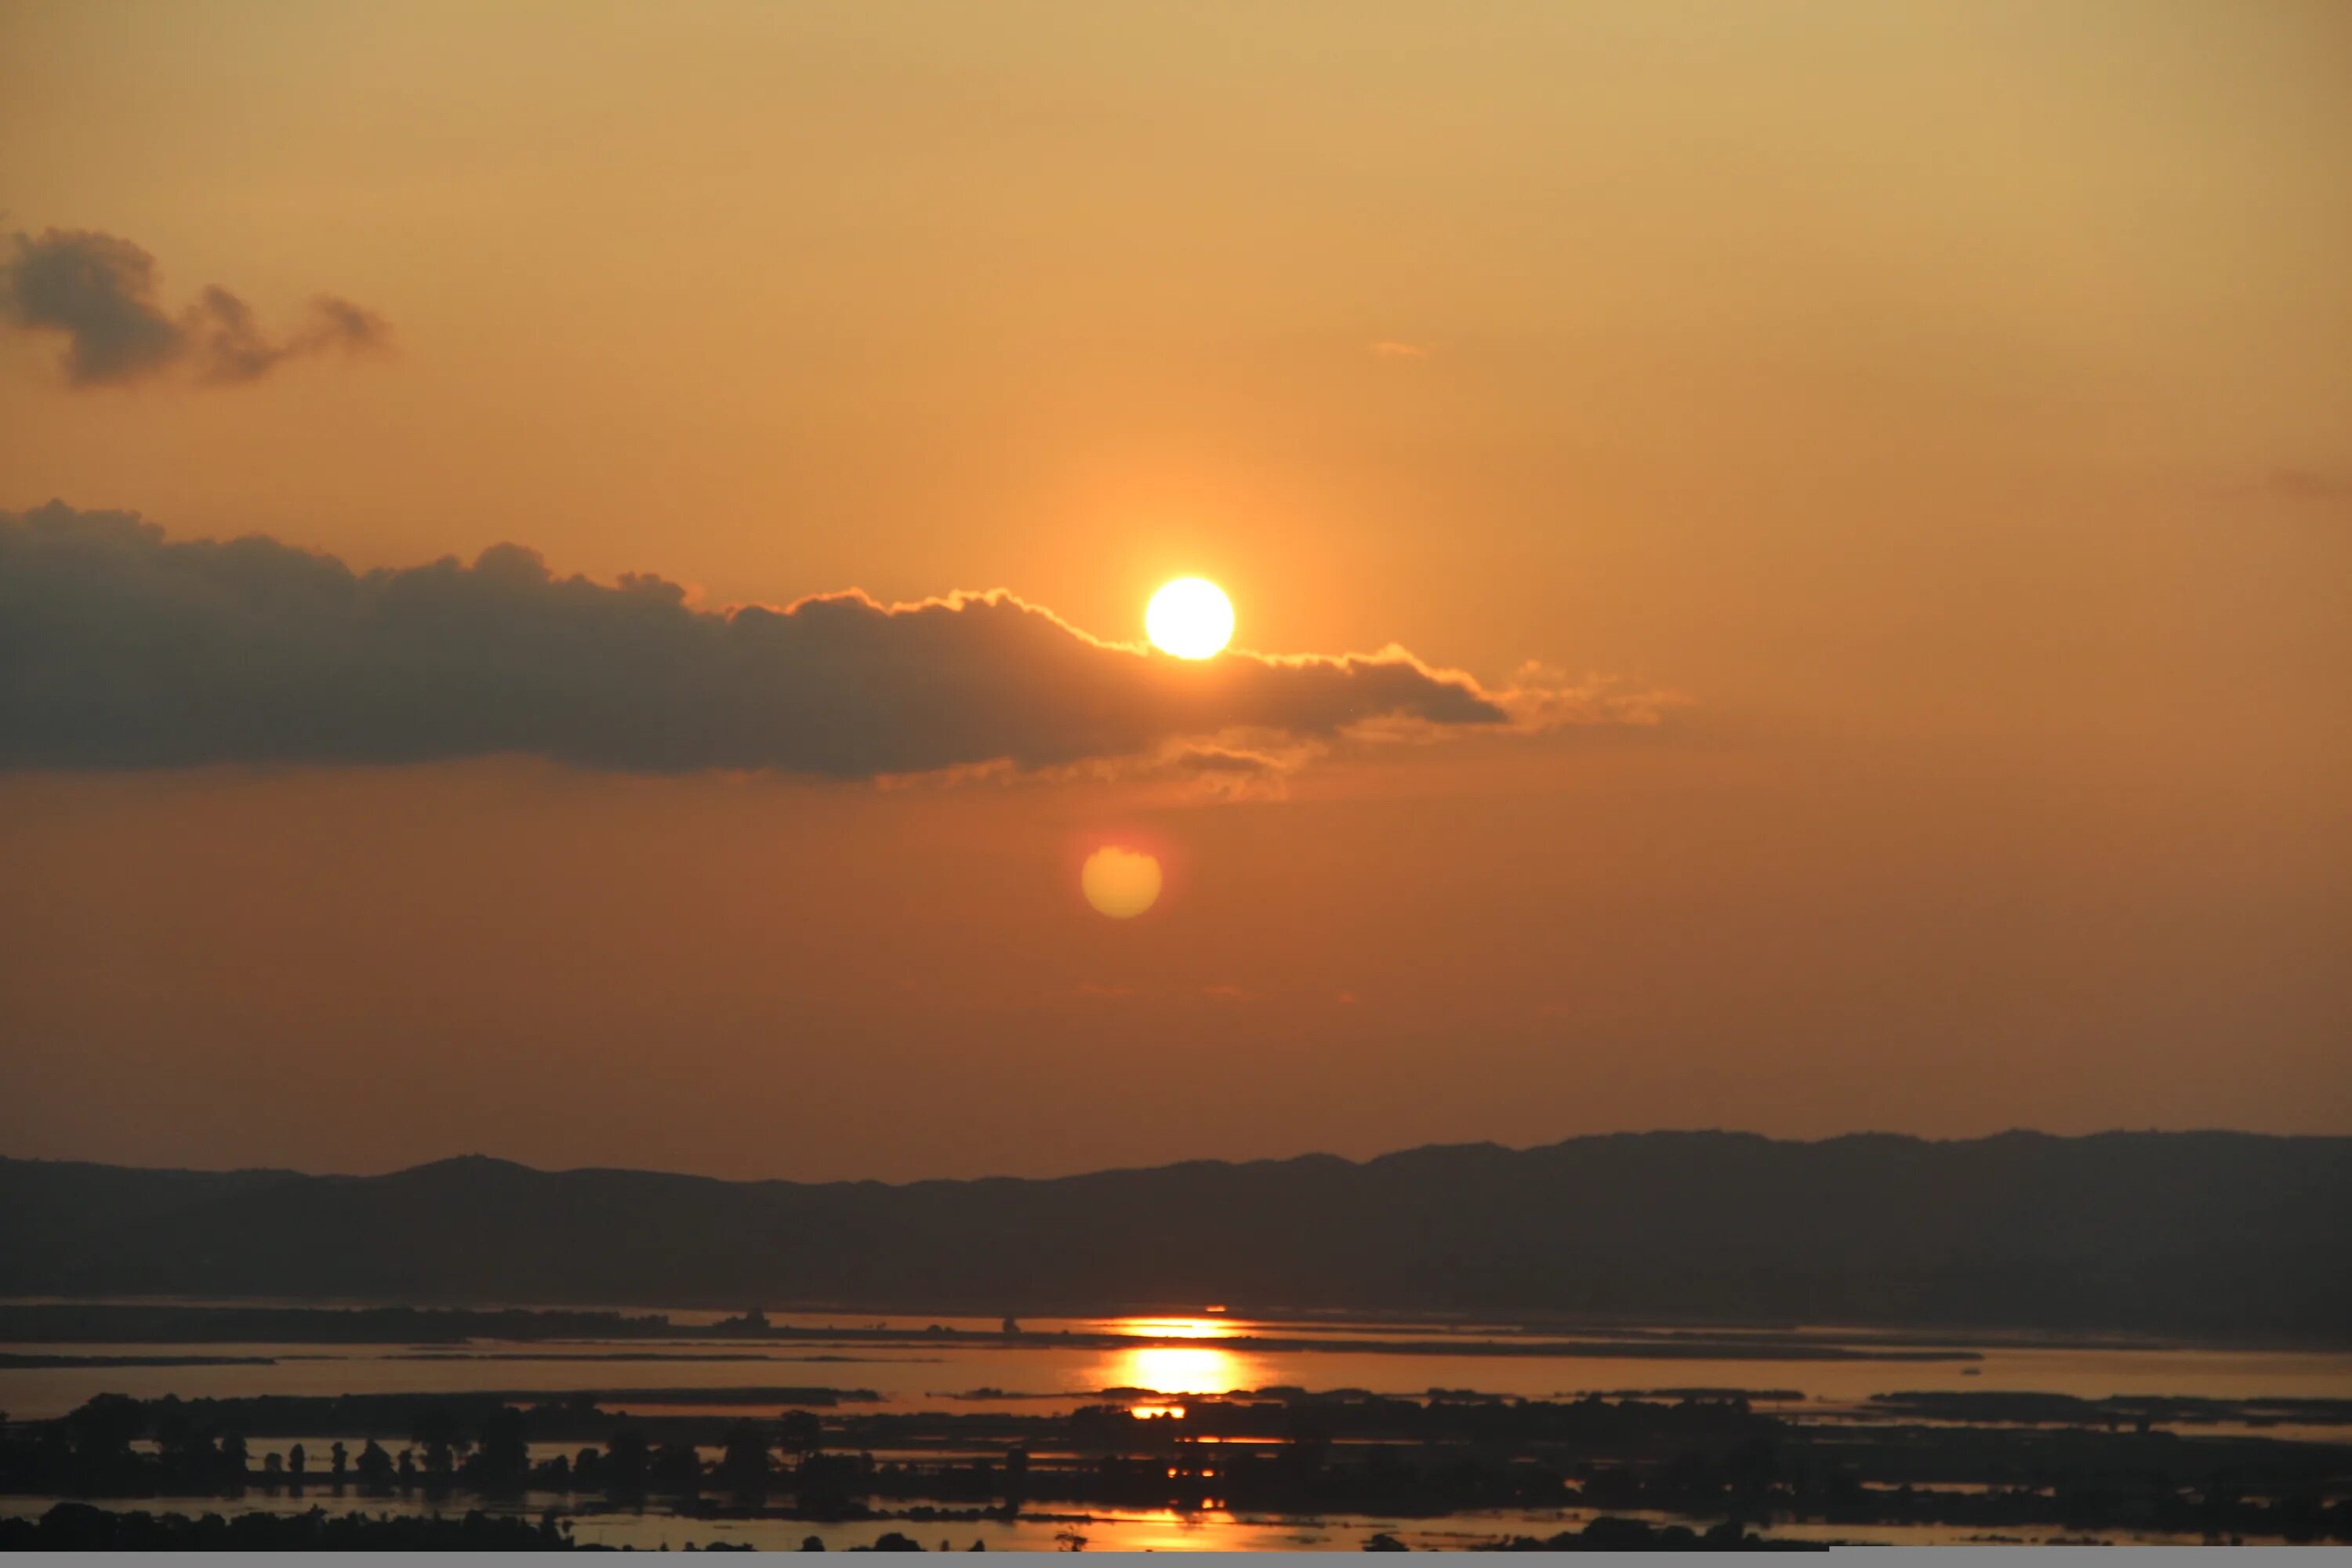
[0,503,1554,779]
[0,229,386,387]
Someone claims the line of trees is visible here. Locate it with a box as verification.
[0,1396,840,1506]
[7,1392,2350,1543]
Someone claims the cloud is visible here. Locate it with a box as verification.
[1156,743,1300,801]
[2257,467,2344,503]
[0,503,1561,779]
[187,285,388,385]
[1491,661,1686,731]
[1369,340,1428,359]
[0,229,387,388]
[0,230,182,384]
[869,735,1316,801]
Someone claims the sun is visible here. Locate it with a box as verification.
[1145,578,1235,659]
[1082,846,1163,919]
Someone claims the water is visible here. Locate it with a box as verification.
[0,1492,2248,1550]
[7,1320,2349,1421]
[6,1309,2347,1550]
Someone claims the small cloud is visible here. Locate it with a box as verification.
[303,296,391,353]
[1163,743,1298,802]
[1495,663,1690,731]
[1333,990,1360,1006]
[1203,983,1250,1002]
[948,735,1317,802]
[1369,340,1429,360]
[191,288,387,385]
[2257,467,2345,503]
[1173,746,1287,776]
[0,227,389,390]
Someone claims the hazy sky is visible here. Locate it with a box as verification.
[2,0,2347,1180]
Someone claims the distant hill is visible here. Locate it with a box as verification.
[2,1132,2347,1341]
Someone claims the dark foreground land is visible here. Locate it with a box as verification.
[7,1131,2350,1339]
[5,1385,2349,1546]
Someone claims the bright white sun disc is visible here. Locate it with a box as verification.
[1145,578,1234,659]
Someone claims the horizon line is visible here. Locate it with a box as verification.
[5,1123,2339,1190]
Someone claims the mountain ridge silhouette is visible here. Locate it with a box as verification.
[5,1131,2345,1340]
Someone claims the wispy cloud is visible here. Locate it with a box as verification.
[2256,467,2345,504]
[0,228,387,389]
[1492,661,1689,731]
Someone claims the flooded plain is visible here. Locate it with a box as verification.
[7,1308,2350,1421]
[6,1305,2349,1549]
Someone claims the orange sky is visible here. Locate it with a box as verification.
[1,1,2347,1178]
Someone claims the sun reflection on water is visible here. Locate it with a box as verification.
[1097,1343,1266,1401]
[1095,1315,1242,1340]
